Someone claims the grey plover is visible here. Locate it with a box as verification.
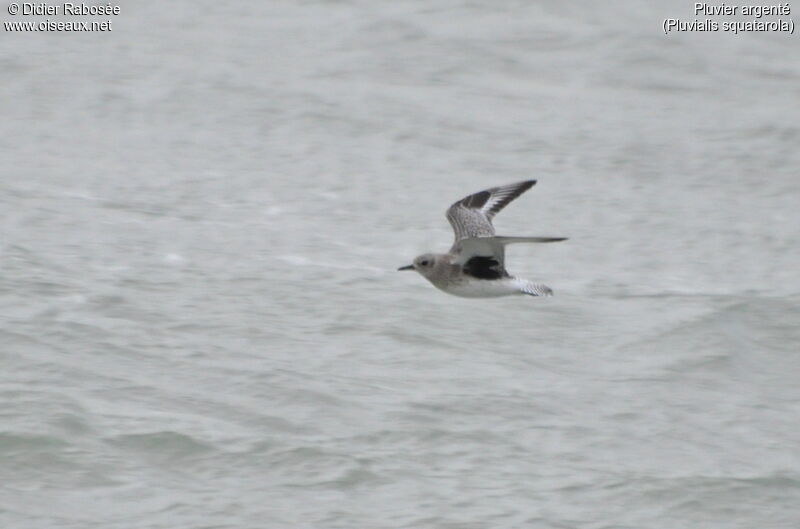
[398,180,566,297]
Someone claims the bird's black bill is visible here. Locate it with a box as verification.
[397,265,414,271]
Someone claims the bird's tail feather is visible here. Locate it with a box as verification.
[515,280,554,297]
[494,236,567,245]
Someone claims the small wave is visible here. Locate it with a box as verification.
[105,431,216,459]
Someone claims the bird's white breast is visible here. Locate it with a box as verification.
[438,278,520,298]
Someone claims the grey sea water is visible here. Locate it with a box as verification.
[2,1,799,528]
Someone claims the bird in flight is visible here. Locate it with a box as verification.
[398,180,566,297]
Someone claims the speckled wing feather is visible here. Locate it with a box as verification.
[446,180,536,242]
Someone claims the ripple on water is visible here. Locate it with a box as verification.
[105,431,217,463]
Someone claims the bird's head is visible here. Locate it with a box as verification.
[398,253,438,278]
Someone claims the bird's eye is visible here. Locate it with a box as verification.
[420,260,429,266]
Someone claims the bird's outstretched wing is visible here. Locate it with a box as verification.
[446,181,568,267]
[446,180,536,242]
[452,235,568,265]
